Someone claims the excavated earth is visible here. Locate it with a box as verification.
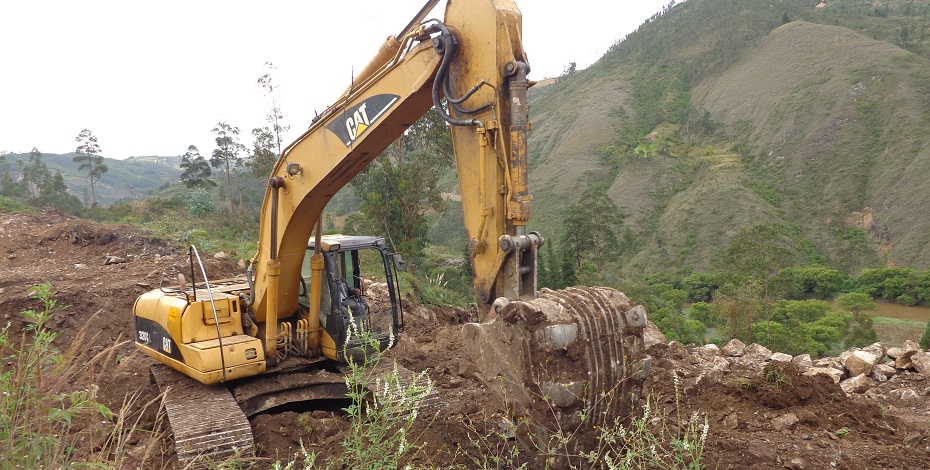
[2,210,929,469]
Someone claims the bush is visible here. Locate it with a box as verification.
[845,317,879,349]
[752,321,827,357]
[771,299,830,325]
[689,301,724,327]
[778,266,846,299]
[920,321,930,350]
[0,195,31,213]
[677,272,726,302]
[187,188,217,218]
[652,307,706,345]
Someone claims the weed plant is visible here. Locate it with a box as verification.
[274,325,434,469]
[0,283,113,467]
[574,375,708,469]
[458,374,709,470]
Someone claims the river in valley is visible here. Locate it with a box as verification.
[865,301,930,323]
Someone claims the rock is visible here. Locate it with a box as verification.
[861,342,886,359]
[237,258,248,268]
[869,363,895,383]
[743,343,773,361]
[104,256,126,265]
[814,357,843,369]
[804,367,843,384]
[710,356,731,371]
[772,412,799,431]
[73,263,87,269]
[911,351,930,374]
[666,341,689,360]
[796,409,818,425]
[644,320,667,345]
[644,321,668,357]
[896,340,921,369]
[843,350,880,377]
[770,352,793,363]
[868,370,887,383]
[791,354,813,372]
[721,338,746,357]
[871,363,896,381]
[723,412,739,429]
[213,251,229,259]
[683,369,723,396]
[838,350,853,364]
[731,353,769,371]
[744,440,777,463]
[785,457,808,470]
[497,417,516,439]
[695,344,721,361]
[890,388,920,400]
[840,373,875,394]
[886,346,903,360]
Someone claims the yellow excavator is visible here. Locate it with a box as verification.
[133,0,650,465]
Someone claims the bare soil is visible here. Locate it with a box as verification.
[2,210,929,469]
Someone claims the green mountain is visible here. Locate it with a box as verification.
[524,0,930,275]
[0,153,181,205]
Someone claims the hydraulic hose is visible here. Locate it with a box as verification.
[426,22,483,128]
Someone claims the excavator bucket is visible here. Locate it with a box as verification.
[462,286,651,461]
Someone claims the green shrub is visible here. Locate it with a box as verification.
[0,195,31,213]
[689,301,724,327]
[920,321,930,350]
[187,188,217,218]
[845,317,879,349]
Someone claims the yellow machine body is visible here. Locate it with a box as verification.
[133,289,266,384]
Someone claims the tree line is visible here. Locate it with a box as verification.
[0,129,109,212]
[537,217,930,357]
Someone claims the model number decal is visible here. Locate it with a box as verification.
[134,316,185,363]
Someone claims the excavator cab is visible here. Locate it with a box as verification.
[299,235,402,361]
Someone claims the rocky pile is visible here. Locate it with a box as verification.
[641,322,930,469]
[646,323,930,400]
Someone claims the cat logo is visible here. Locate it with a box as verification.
[326,94,400,147]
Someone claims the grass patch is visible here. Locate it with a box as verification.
[869,316,926,347]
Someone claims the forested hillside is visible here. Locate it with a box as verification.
[523,0,930,276]
[0,152,180,205]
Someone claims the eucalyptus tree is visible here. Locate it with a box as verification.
[210,122,247,211]
[73,129,107,207]
[179,145,214,188]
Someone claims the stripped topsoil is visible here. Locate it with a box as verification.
[1,210,928,469]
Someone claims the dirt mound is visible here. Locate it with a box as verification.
[2,210,929,469]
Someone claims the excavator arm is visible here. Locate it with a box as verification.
[249,0,536,337]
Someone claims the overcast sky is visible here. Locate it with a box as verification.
[0,0,670,159]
